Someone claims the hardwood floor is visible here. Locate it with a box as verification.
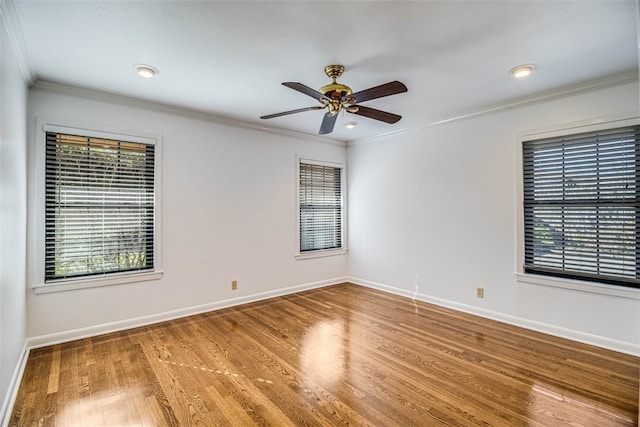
[9,283,639,426]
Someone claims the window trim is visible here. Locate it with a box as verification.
[515,114,640,300]
[31,119,163,293]
[295,156,347,260]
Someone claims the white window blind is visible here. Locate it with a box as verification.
[45,132,155,281]
[522,125,639,288]
[299,162,343,252]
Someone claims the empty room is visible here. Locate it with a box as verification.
[1,1,639,426]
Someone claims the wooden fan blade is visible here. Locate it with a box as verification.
[260,106,324,119]
[347,81,407,104]
[351,105,402,124]
[282,82,331,102]
[319,112,338,135]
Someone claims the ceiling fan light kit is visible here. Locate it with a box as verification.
[260,64,407,135]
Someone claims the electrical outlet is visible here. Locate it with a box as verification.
[476,287,484,298]
[231,280,238,290]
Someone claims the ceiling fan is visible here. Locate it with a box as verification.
[260,65,408,135]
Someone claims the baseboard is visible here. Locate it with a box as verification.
[0,343,29,427]
[28,277,347,349]
[348,276,640,357]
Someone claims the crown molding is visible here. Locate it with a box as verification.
[30,80,347,147]
[0,0,35,85]
[348,70,639,146]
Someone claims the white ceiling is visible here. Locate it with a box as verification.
[6,0,639,142]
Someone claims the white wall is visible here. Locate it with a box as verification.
[25,80,640,356]
[15,73,640,396]
[348,81,640,355]
[0,12,28,423]
[26,87,347,340]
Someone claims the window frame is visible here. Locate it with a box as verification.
[515,115,640,299]
[295,157,347,260]
[31,119,163,293]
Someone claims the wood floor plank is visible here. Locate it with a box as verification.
[9,283,639,426]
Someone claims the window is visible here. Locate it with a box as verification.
[522,125,639,289]
[44,130,156,283]
[298,160,344,254]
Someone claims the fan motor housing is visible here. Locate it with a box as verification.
[320,82,352,99]
[321,65,352,99]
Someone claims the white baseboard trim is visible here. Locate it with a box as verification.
[27,277,347,349]
[348,276,640,357]
[0,342,29,427]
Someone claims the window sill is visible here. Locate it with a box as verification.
[515,272,640,300]
[295,249,347,260]
[32,270,163,294]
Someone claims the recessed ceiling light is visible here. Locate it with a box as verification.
[135,64,159,78]
[345,121,358,129]
[509,64,536,78]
